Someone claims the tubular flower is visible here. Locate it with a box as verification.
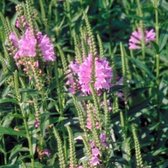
[36,32,56,61]
[89,142,101,166]
[66,61,81,94]
[9,32,19,48]
[129,28,156,50]
[34,118,40,128]
[15,15,29,29]
[100,133,108,147]
[78,54,112,94]
[14,29,37,59]
[42,149,51,157]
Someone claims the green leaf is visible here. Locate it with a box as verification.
[0,126,26,137]
[0,98,18,104]
[128,57,155,80]
[0,164,20,168]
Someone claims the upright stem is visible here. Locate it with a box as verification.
[154,0,160,81]
[136,0,145,59]
[154,0,159,45]
[2,137,7,165]
[14,71,35,168]
[154,0,160,123]
[20,104,35,168]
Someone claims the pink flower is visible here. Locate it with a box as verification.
[100,133,108,147]
[15,16,29,29]
[92,147,100,156]
[66,61,81,94]
[90,156,100,166]
[34,118,40,128]
[77,166,83,168]
[9,32,19,48]
[146,29,156,42]
[14,29,37,59]
[129,28,156,50]
[89,141,101,166]
[42,149,51,157]
[69,61,79,73]
[78,54,112,94]
[37,32,56,61]
[90,141,96,148]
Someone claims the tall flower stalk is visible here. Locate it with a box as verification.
[14,71,35,168]
[153,0,161,123]
[154,0,160,81]
[136,0,145,59]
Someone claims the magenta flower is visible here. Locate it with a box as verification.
[90,141,96,148]
[15,16,29,29]
[90,147,101,166]
[14,29,37,59]
[92,147,100,156]
[42,149,51,157]
[34,118,40,128]
[37,32,56,61]
[89,141,101,166]
[66,61,81,94]
[9,32,19,48]
[129,28,156,50]
[100,133,108,147]
[78,54,112,94]
[77,166,83,168]
[90,156,100,166]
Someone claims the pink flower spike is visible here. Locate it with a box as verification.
[14,29,37,59]
[92,147,100,157]
[37,32,56,62]
[78,54,112,94]
[90,141,96,148]
[90,156,100,166]
[146,29,156,42]
[100,133,108,147]
[66,61,81,94]
[69,61,80,73]
[15,16,29,29]
[9,32,19,48]
[129,28,156,50]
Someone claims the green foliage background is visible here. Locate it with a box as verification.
[0,0,168,168]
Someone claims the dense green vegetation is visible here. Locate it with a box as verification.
[0,0,168,167]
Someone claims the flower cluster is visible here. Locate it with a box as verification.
[66,61,81,94]
[100,133,108,148]
[129,28,156,50]
[90,141,101,166]
[66,54,112,95]
[15,15,29,29]
[37,32,56,61]
[14,29,37,59]
[9,29,56,62]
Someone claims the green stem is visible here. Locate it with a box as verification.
[13,71,34,168]
[154,0,159,45]
[2,137,7,165]
[20,104,35,168]
[136,0,145,59]
[156,54,160,81]
[154,0,160,123]
[154,0,160,81]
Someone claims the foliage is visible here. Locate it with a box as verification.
[0,0,168,168]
